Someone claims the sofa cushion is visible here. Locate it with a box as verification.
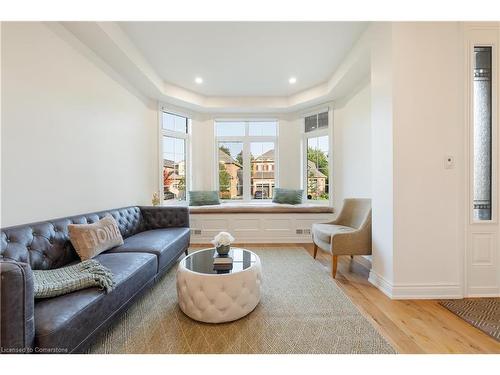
[312,223,355,244]
[34,252,156,353]
[107,228,190,272]
[272,188,304,205]
[68,215,124,260]
[189,190,220,206]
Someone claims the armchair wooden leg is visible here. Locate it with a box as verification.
[313,243,318,259]
[331,255,338,278]
[350,255,353,259]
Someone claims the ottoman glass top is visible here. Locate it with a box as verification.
[182,248,257,275]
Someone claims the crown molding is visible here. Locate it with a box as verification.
[58,21,370,114]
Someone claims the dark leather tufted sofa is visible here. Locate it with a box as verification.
[0,205,190,354]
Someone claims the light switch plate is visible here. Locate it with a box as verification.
[444,155,455,169]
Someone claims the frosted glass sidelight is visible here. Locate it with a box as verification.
[473,46,493,220]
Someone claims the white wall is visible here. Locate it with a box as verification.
[391,22,464,297]
[190,118,215,190]
[333,84,371,210]
[369,22,465,298]
[1,22,158,226]
[278,119,302,189]
[369,22,395,289]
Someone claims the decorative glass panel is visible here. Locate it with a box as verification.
[318,111,329,129]
[250,142,275,199]
[473,46,493,220]
[305,111,328,133]
[307,135,329,200]
[218,142,243,200]
[305,114,318,133]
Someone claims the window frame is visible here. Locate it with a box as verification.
[214,120,279,202]
[159,110,191,205]
[467,35,498,225]
[302,110,333,206]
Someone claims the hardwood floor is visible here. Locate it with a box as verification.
[189,243,500,354]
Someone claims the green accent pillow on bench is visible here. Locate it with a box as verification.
[272,188,304,205]
[189,191,221,206]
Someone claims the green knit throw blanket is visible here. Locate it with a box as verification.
[33,259,115,299]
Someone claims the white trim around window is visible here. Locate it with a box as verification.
[158,107,191,205]
[214,120,279,202]
[302,109,333,206]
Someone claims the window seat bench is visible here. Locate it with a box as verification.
[189,202,334,214]
[189,203,335,243]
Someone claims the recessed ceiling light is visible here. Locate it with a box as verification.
[195,77,203,84]
[289,77,297,84]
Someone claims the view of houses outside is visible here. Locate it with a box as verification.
[307,135,329,200]
[217,140,329,200]
[163,136,186,202]
[251,144,275,199]
[218,142,243,199]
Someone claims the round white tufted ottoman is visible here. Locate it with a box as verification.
[176,248,262,323]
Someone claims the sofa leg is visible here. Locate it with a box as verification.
[350,255,353,259]
[313,243,318,259]
[331,255,338,278]
[184,249,189,256]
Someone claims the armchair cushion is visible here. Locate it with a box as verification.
[312,223,355,244]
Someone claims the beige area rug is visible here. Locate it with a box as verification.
[440,298,500,342]
[88,248,395,354]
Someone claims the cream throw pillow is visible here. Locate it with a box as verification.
[68,215,124,260]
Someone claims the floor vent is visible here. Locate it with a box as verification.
[191,229,202,235]
[296,229,311,235]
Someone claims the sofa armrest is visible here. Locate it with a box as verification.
[0,261,35,353]
[139,206,190,230]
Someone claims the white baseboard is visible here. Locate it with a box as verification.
[466,286,500,297]
[368,270,394,298]
[369,270,463,299]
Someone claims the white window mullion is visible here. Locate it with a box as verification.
[160,111,190,204]
[243,139,251,201]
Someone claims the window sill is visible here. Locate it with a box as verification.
[220,199,274,205]
[305,200,331,206]
[162,200,188,207]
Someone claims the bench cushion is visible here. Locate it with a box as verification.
[189,202,334,214]
[34,252,156,352]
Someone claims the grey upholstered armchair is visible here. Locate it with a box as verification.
[311,198,372,278]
